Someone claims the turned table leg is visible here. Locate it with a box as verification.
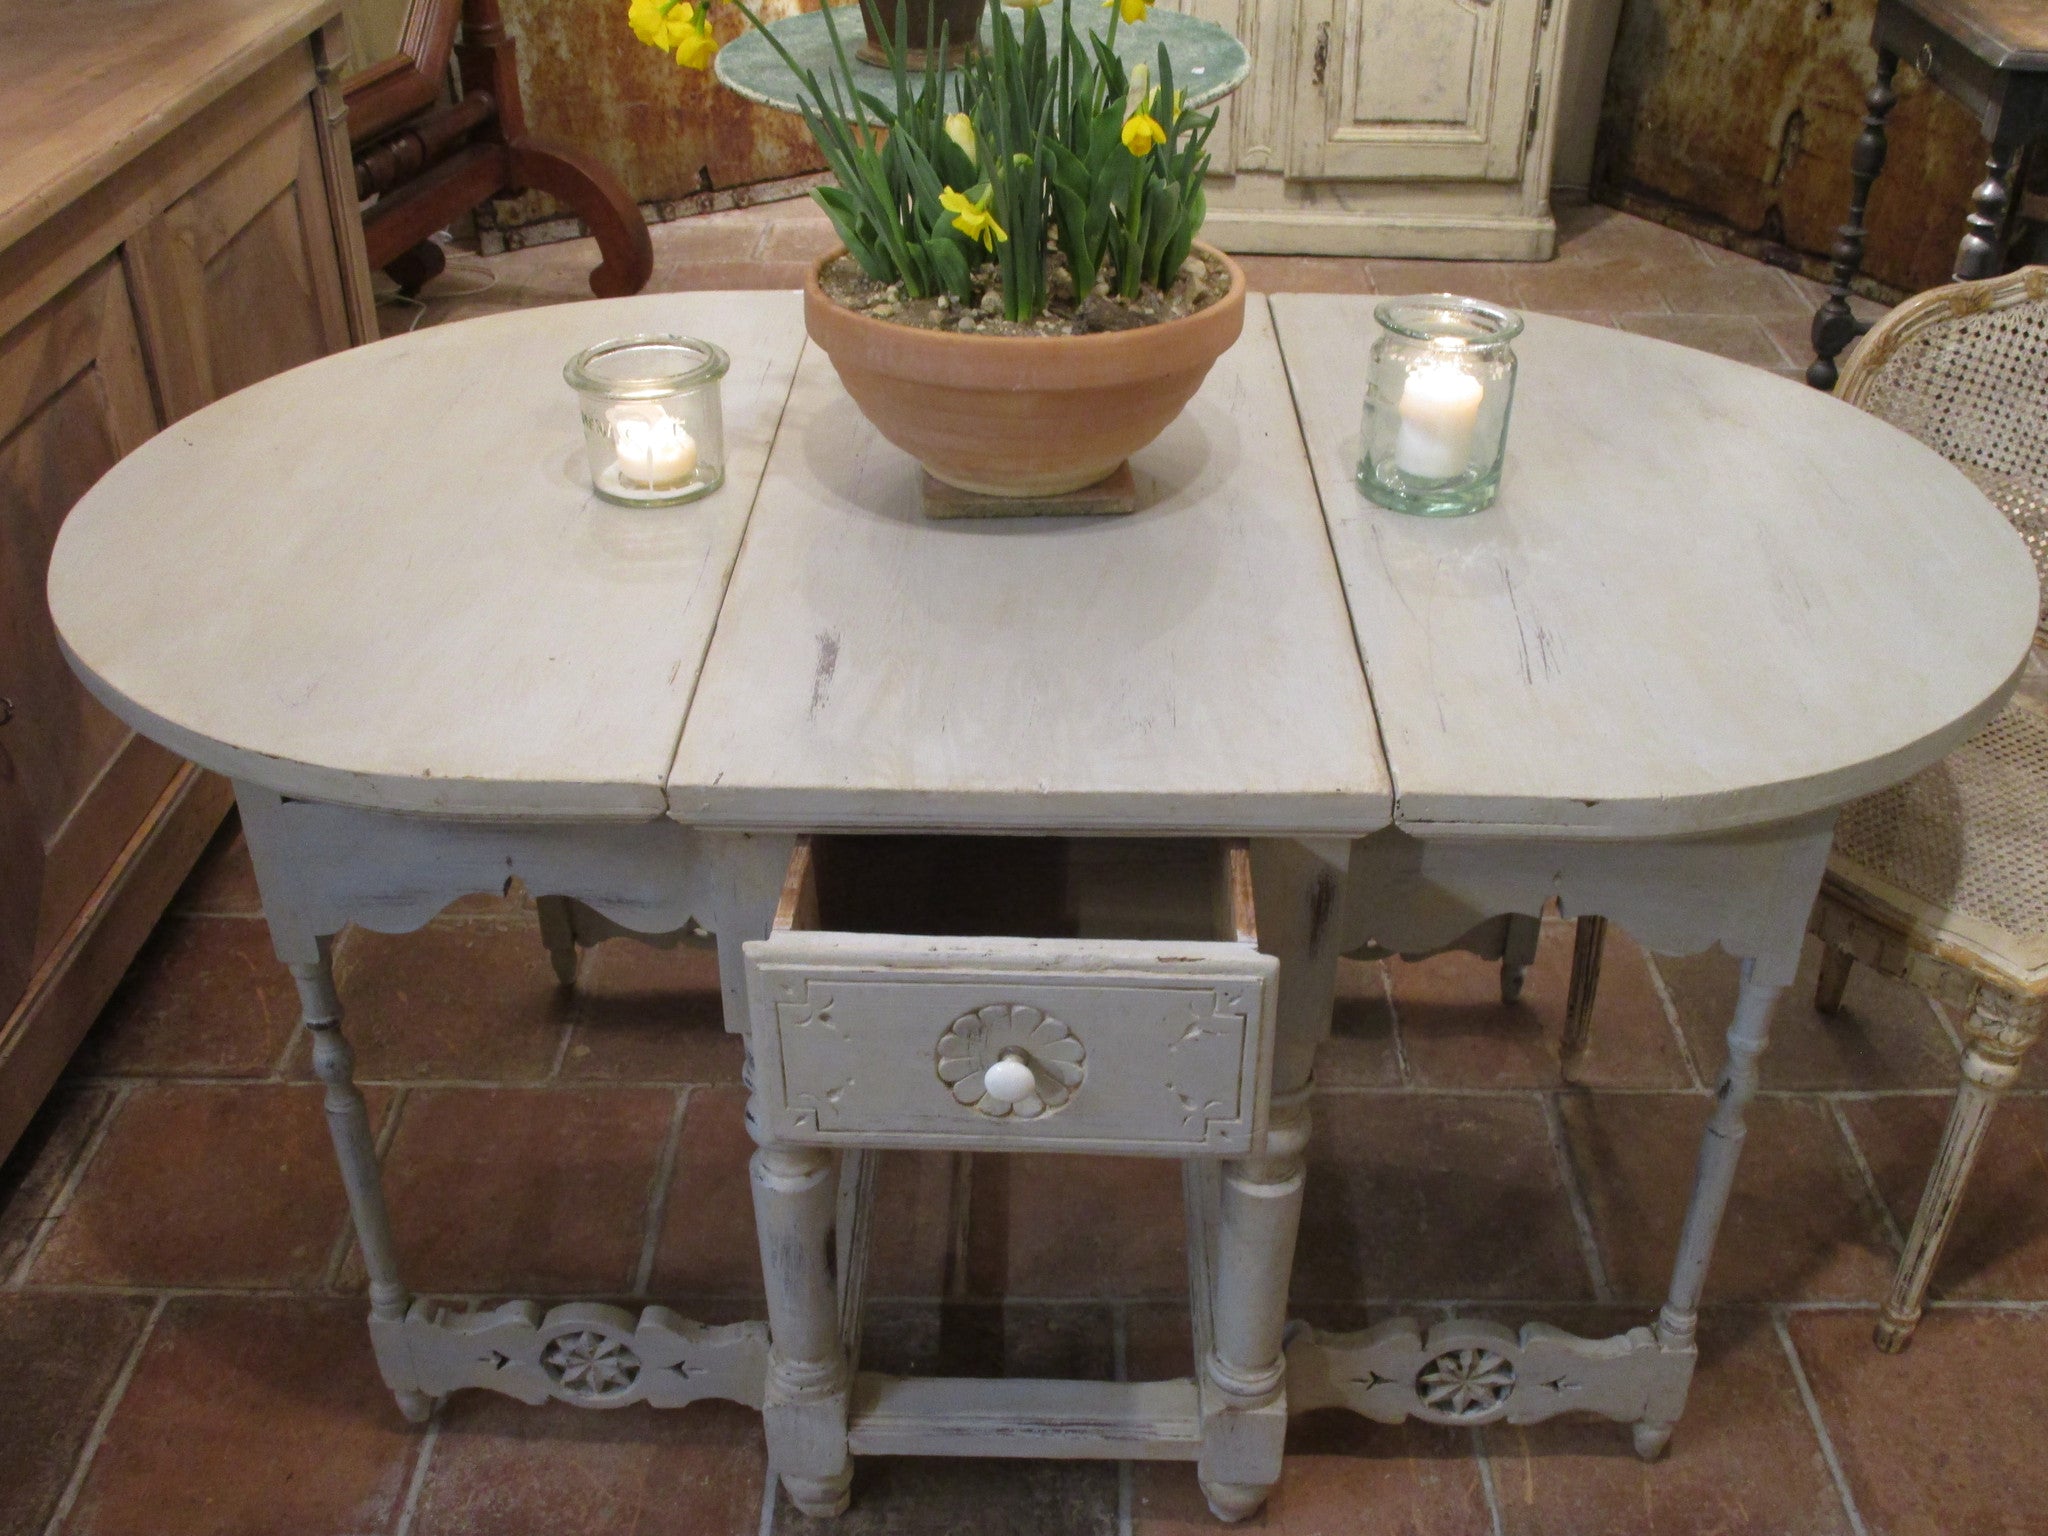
[1954,140,2024,281]
[292,938,435,1423]
[534,894,580,986]
[1200,1090,1309,1522]
[1499,912,1541,1005]
[1635,965,1781,1459]
[1877,991,2046,1352]
[1191,838,1347,1520]
[749,1093,853,1516]
[1810,47,1899,391]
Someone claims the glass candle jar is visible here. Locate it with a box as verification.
[1357,296,1522,518]
[564,335,729,507]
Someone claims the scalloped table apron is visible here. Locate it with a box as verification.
[47,290,2039,1521]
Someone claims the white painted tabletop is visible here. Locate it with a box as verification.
[48,289,2038,841]
[665,301,1391,834]
[1272,294,2040,839]
[49,294,808,818]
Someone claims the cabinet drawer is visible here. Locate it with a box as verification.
[745,837,1277,1155]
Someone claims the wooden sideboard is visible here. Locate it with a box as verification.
[1173,0,1578,260]
[0,0,376,1161]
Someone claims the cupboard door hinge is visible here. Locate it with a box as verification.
[1539,0,1554,30]
[1312,21,1330,88]
[1524,73,1543,154]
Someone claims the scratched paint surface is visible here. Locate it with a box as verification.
[493,0,829,226]
[1596,0,1985,291]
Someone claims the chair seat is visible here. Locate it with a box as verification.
[1829,692,2048,989]
[1961,464,2048,641]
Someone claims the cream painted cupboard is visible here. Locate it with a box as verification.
[1172,0,1577,259]
[0,0,376,1160]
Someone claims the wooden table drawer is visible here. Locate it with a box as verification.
[744,837,1277,1155]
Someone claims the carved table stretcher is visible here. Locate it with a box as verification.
[46,289,2038,1521]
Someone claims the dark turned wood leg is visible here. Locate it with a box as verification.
[1809,47,1898,392]
[384,237,447,297]
[507,138,655,299]
[1954,140,2023,281]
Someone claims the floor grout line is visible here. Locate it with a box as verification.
[1541,1091,1614,1304]
[1472,1425,1507,1536]
[633,1087,693,1297]
[45,1068,2014,1100]
[1643,952,1708,1092]
[38,1292,165,1536]
[1109,1302,1134,1536]
[1827,1098,1908,1255]
[1379,963,1414,1088]
[9,1083,132,1288]
[389,1413,443,1536]
[61,1070,748,1092]
[18,1273,2048,1313]
[1771,1306,1871,1536]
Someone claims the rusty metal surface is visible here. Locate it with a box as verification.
[489,0,828,230]
[1596,0,1988,292]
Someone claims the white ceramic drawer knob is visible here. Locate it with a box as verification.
[982,1053,1037,1105]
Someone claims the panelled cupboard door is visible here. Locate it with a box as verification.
[0,259,176,1020]
[124,97,352,422]
[1289,0,1545,182]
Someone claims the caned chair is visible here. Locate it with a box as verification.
[1561,266,2048,1352]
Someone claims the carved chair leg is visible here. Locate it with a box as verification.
[1636,967,1781,1459]
[505,138,654,298]
[1200,1092,1309,1523]
[384,237,447,297]
[1877,991,2046,1352]
[1561,915,1608,1079]
[1499,911,1541,1005]
[1809,47,1898,391]
[1814,943,1854,1016]
[1954,139,2024,281]
[534,894,579,986]
[749,1111,853,1517]
[293,940,435,1423]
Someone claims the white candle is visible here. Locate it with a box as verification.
[1393,358,1484,480]
[609,408,697,489]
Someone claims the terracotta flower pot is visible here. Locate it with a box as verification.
[856,0,987,68]
[802,243,1248,499]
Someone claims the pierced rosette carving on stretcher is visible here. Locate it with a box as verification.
[935,1003,1087,1118]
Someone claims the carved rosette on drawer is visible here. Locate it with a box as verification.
[936,1003,1086,1118]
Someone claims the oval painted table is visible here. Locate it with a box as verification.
[47,289,2037,1519]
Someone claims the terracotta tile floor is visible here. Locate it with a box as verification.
[12,204,2044,1536]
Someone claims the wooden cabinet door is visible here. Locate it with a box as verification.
[1289,0,1546,182]
[125,98,353,422]
[0,260,179,1023]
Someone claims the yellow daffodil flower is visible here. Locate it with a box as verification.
[628,0,695,51]
[1104,0,1152,22]
[940,184,1008,251]
[627,0,717,68]
[1120,61,1166,154]
[1121,111,1167,155]
[944,112,979,164]
[674,18,718,70]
